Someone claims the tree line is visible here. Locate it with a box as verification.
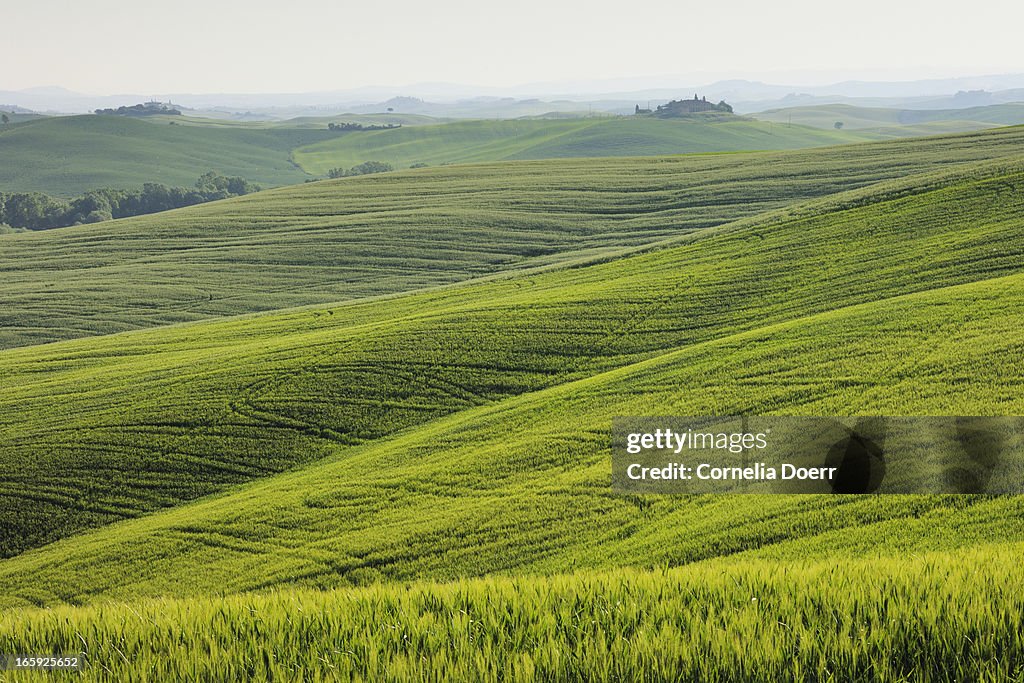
[327,122,401,131]
[327,161,394,178]
[0,172,259,231]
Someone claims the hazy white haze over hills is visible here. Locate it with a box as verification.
[4,0,1024,96]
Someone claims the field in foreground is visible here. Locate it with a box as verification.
[1,548,1022,682]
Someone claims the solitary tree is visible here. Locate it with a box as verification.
[834,121,844,130]
[1,113,9,126]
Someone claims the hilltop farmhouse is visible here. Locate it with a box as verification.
[636,94,734,117]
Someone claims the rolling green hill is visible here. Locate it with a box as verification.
[3,266,1024,600]
[0,115,334,195]
[0,112,43,125]
[149,112,446,129]
[4,125,1024,350]
[0,112,869,199]
[1,154,1022,576]
[290,116,875,173]
[5,109,1014,201]
[279,112,449,128]
[3,128,1024,681]
[752,102,1024,135]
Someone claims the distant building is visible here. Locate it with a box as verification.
[652,95,732,116]
[635,95,732,116]
[94,101,182,117]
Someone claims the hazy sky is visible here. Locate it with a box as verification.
[6,0,1024,93]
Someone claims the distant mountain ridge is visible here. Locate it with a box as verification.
[4,73,1024,118]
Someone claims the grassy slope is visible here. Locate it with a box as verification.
[148,112,445,128]
[1,244,1023,607]
[1,157,1023,585]
[2,548,1022,682]
[0,112,867,198]
[1,136,1023,683]
[752,103,1024,133]
[4,126,1024,350]
[290,116,875,173]
[279,113,447,128]
[0,115,335,195]
[0,113,44,124]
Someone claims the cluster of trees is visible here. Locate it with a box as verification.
[327,122,401,131]
[0,172,259,231]
[327,161,394,179]
[94,102,182,116]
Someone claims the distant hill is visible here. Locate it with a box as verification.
[0,106,42,125]
[0,115,335,195]
[0,104,36,115]
[750,103,1024,133]
[3,126,1023,351]
[291,116,873,173]
[6,107,1020,199]
[280,113,445,128]
[0,112,871,197]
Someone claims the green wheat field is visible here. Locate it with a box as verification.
[1,117,1024,681]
